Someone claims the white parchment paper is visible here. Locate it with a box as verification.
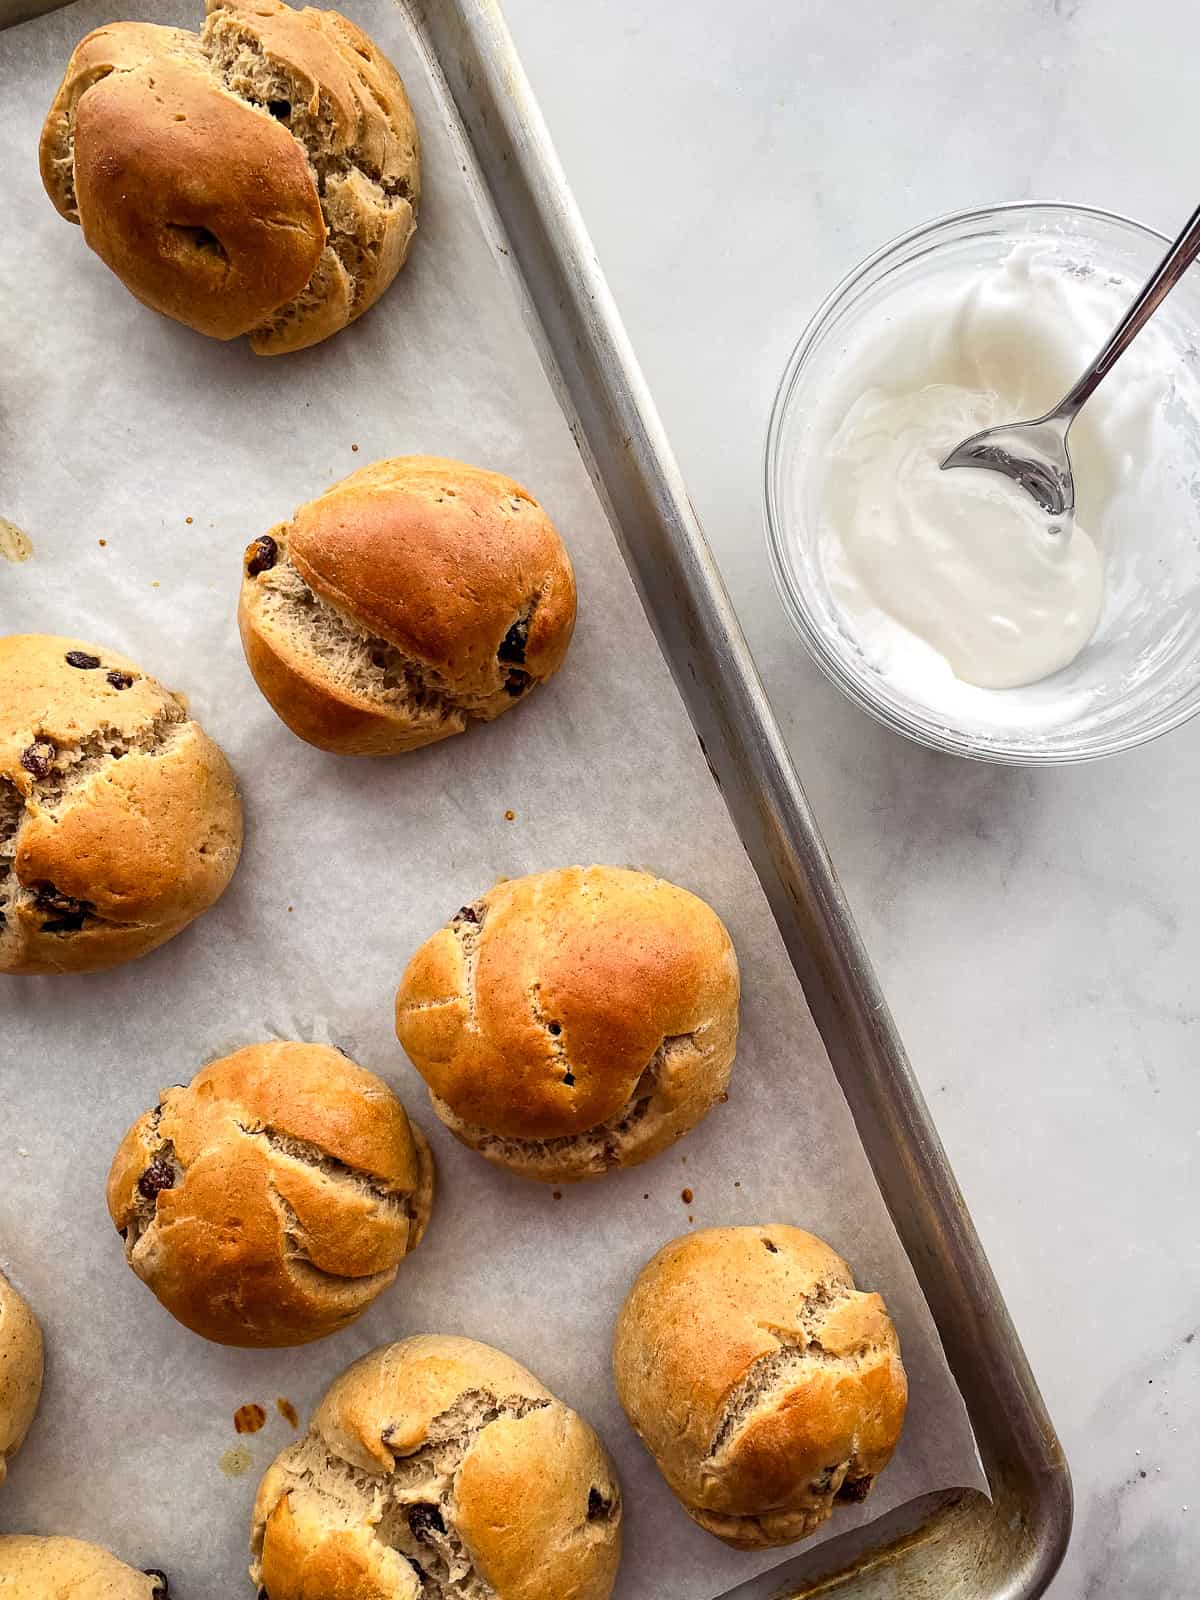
[0,2,985,1594]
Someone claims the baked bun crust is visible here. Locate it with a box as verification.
[613,1226,908,1548]
[0,634,242,975]
[107,1041,435,1347]
[239,457,577,755]
[251,1335,622,1600]
[0,1271,43,1486]
[40,0,420,354]
[0,1536,167,1597]
[395,866,739,1182]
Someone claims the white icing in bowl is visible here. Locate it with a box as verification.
[766,204,1200,763]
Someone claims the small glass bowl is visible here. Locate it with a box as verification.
[764,202,1200,764]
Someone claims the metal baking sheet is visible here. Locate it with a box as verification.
[0,1,1068,1597]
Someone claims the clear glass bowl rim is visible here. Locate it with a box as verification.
[763,199,1200,765]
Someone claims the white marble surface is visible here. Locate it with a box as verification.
[499,1,1200,1595]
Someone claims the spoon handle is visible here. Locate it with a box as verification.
[1058,199,1200,420]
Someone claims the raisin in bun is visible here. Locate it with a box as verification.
[0,1270,43,1487]
[0,634,242,976]
[107,1042,434,1347]
[613,1226,908,1549]
[238,456,577,755]
[395,866,739,1183]
[252,1335,622,1600]
[39,0,419,355]
[0,1537,168,1596]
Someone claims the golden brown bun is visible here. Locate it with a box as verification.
[251,1335,622,1600]
[0,1536,167,1596]
[613,1226,908,1549]
[0,1271,43,1487]
[0,634,242,976]
[238,457,577,755]
[106,1042,435,1347]
[395,866,739,1183]
[40,0,420,355]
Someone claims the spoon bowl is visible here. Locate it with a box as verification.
[941,413,1075,521]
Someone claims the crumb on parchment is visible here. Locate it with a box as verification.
[0,519,33,562]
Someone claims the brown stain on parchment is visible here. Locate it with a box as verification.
[0,519,33,562]
[234,1403,267,1434]
[277,1397,299,1428]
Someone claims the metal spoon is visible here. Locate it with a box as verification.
[940,200,1200,520]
